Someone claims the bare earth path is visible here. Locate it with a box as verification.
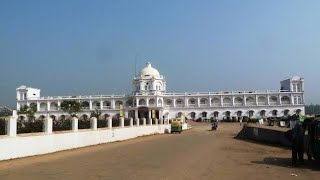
[0,122,319,180]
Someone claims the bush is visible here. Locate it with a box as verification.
[53,119,72,131]
[0,119,6,135]
[17,119,44,134]
[97,120,108,128]
[112,118,120,127]
[78,119,90,129]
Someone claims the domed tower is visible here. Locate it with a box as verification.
[133,62,166,95]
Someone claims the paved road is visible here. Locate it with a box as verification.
[0,122,319,180]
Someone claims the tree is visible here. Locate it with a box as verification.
[59,100,82,118]
[17,105,37,120]
[90,108,102,119]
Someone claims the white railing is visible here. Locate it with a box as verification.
[28,94,126,100]
[163,90,291,96]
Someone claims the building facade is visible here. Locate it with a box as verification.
[16,63,305,121]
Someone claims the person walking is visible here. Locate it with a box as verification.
[291,116,305,166]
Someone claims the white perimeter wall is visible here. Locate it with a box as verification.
[0,125,171,161]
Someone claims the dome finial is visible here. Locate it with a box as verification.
[146,62,151,67]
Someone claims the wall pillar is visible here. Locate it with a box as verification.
[149,118,152,125]
[155,118,158,125]
[6,116,17,137]
[44,115,53,134]
[120,117,124,128]
[108,117,112,129]
[90,117,97,130]
[136,118,140,126]
[148,110,151,119]
[72,117,78,132]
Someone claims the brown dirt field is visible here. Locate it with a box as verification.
[0,122,319,180]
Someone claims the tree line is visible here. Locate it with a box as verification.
[305,104,320,115]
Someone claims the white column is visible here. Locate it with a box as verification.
[143,118,146,126]
[108,117,112,129]
[130,118,134,127]
[6,116,17,137]
[89,100,93,110]
[159,110,164,124]
[37,101,40,111]
[279,95,282,105]
[198,97,200,107]
[244,95,247,106]
[100,99,103,110]
[146,98,149,107]
[148,110,152,119]
[111,99,115,109]
[47,101,51,112]
[136,99,139,107]
[136,118,140,126]
[232,96,235,106]
[149,118,153,125]
[72,117,78,131]
[155,118,158,125]
[267,95,270,105]
[44,115,53,134]
[135,109,139,119]
[120,117,124,128]
[185,97,189,107]
[173,98,176,108]
[209,97,212,107]
[220,96,223,106]
[90,117,97,130]
[255,95,258,105]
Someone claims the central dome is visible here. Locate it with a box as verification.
[139,62,160,77]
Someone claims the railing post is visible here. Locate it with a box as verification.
[72,117,78,131]
[44,115,53,134]
[108,117,112,129]
[6,116,17,137]
[90,117,97,130]
[120,117,124,128]
[130,118,133,127]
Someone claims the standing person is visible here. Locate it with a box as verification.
[291,117,305,166]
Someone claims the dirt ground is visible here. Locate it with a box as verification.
[0,122,319,180]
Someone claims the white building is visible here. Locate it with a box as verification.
[16,62,305,121]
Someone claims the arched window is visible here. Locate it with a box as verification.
[284,109,290,116]
[249,110,254,117]
[202,112,207,118]
[191,112,196,119]
[272,110,278,117]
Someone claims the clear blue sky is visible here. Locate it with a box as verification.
[1,0,320,108]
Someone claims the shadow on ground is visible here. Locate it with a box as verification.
[251,157,320,171]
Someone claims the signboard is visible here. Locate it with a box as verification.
[120,104,124,118]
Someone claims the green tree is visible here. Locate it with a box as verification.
[90,108,102,119]
[17,105,37,120]
[59,100,82,118]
